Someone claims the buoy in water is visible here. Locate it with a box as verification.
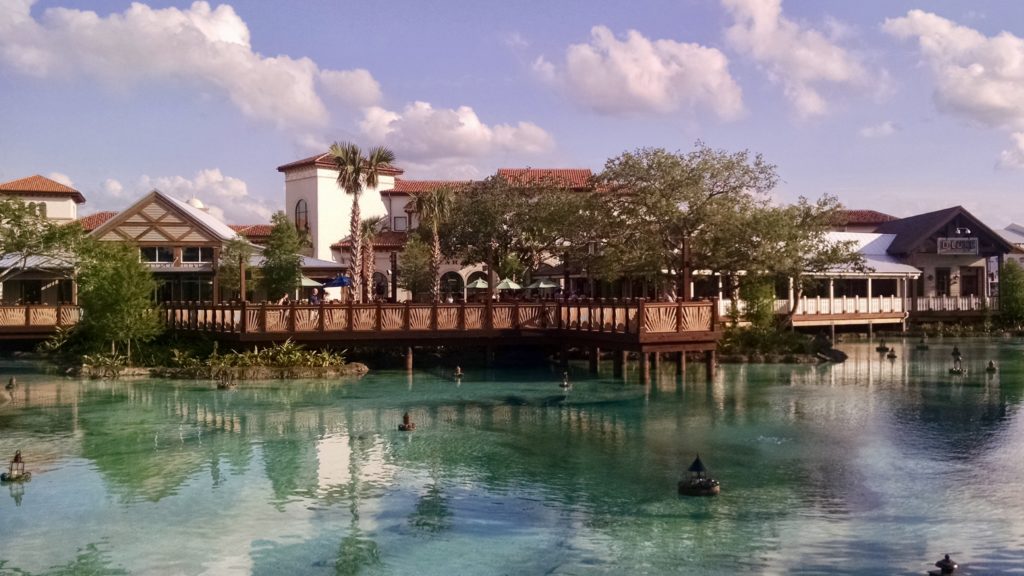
[398,412,416,431]
[5,377,15,390]
[886,349,897,360]
[875,340,890,353]
[560,371,570,388]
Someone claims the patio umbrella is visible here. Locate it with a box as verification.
[525,279,559,290]
[496,278,522,291]
[322,276,352,288]
[466,278,489,290]
[301,276,323,287]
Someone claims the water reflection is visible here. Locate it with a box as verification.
[1,340,1024,574]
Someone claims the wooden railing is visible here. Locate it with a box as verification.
[913,296,995,312]
[0,304,80,328]
[164,299,717,337]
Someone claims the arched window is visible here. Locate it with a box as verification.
[294,199,308,232]
[372,272,389,298]
[440,271,465,302]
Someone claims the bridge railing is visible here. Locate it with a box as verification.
[0,304,80,328]
[164,299,717,336]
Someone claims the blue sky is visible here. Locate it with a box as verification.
[3,0,1024,227]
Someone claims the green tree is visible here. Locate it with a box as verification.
[440,175,587,297]
[592,144,778,299]
[259,212,303,302]
[999,259,1024,328]
[397,235,434,300]
[217,236,255,301]
[0,197,88,285]
[329,142,396,303]
[413,187,455,301]
[77,241,162,362]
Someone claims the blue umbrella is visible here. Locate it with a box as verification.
[323,276,352,288]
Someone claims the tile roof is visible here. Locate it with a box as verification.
[496,168,593,189]
[833,209,898,225]
[276,152,404,175]
[332,230,409,250]
[0,175,86,203]
[230,224,273,238]
[77,211,118,231]
[384,179,472,194]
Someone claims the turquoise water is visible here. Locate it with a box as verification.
[1,340,1024,575]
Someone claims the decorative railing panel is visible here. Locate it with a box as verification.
[353,309,376,330]
[409,307,432,330]
[324,308,348,330]
[492,306,513,329]
[518,305,544,329]
[643,305,678,333]
[380,308,404,331]
[436,306,460,330]
[294,309,318,331]
[464,307,483,330]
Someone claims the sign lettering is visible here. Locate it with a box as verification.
[937,237,979,255]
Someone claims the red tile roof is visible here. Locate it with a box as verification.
[835,209,898,225]
[332,230,409,250]
[0,175,87,203]
[229,224,273,239]
[384,179,472,195]
[77,211,118,231]
[496,168,593,189]
[276,152,404,175]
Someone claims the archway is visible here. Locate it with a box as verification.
[440,271,465,303]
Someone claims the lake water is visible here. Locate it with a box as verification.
[2,339,1023,575]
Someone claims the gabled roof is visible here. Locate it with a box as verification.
[276,152,403,175]
[383,179,471,195]
[833,209,898,226]
[332,231,408,250]
[90,189,241,243]
[875,206,1013,255]
[77,211,118,231]
[0,175,86,203]
[496,168,592,189]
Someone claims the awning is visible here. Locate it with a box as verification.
[301,276,322,287]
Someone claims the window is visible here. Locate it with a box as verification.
[182,247,214,263]
[295,199,309,232]
[392,216,408,231]
[27,202,46,218]
[140,247,174,263]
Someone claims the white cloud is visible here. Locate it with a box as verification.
[101,178,126,200]
[138,169,274,224]
[359,101,555,171]
[884,10,1024,130]
[998,132,1024,169]
[0,1,380,131]
[504,32,529,49]
[859,121,897,138]
[722,0,868,117]
[47,172,73,187]
[537,25,743,118]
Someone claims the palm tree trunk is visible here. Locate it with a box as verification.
[350,193,363,303]
[362,237,375,302]
[430,222,442,302]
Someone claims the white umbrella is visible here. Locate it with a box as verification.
[496,278,522,291]
[466,278,489,290]
[525,279,559,290]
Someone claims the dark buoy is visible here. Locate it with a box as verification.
[886,349,897,360]
[916,337,929,351]
[875,340,890,353]
[398,412,416,431]
[927,554,957,575]
[559,371,570,389]
[454,366,463,379]
[0,450,30,483]
[950,346,964,374]
[986,360,997,373]
[5,377,15,390]
[678,454,720,496]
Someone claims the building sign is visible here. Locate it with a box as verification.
[937,237,979,255]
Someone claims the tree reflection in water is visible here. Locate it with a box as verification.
[334,428,381,575]
[0,542,128,576]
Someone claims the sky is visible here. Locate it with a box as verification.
[3,0,1024,227]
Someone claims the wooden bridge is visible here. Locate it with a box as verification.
[0,300,722,379]
[166,299,722,377]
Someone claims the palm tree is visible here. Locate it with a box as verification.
[360,216,387,301]
[329,142,397,303]
[413,187,453,302]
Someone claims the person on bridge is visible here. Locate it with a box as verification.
[276,293,289,305]
[309,288,321,305]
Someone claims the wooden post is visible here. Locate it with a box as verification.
[240,301,248,334]
[588,346,599,374]
[347,300,354,331]
[641,352,651,384]
[318,301,326,332]
[486,345,496,367]
[260,303,267,333]
[613,350,625,378]
[288,301,296,333]
[637,299,646,335]
[704,349,716,380]
[24,304,31,326]
[653,351,661,374]
[405,347,414,372]
[675,351,685,376]
[404,300,411,330]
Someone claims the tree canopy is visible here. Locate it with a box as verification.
[0,197,87,285]
[999,259,1024,328]
[258,212,303,301]
[217,236,255,301]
